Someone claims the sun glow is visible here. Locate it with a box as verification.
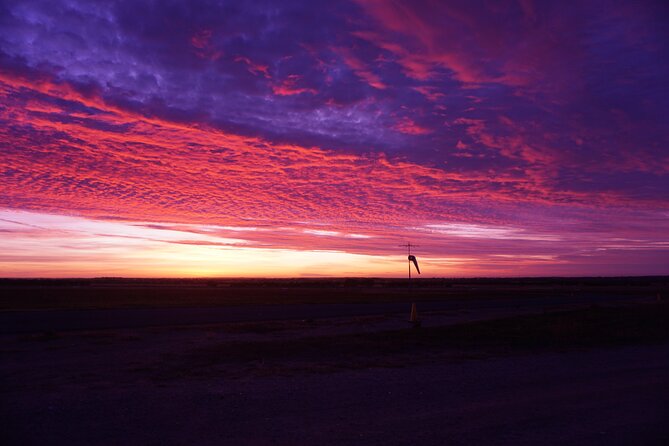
[0,209,404,277]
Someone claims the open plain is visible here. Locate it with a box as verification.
[1,277,668,445]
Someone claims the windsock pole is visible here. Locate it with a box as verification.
[400,242,421,327]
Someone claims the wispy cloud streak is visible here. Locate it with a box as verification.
[0,0,668,276]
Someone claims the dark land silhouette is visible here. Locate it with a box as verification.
[1,276,668,445]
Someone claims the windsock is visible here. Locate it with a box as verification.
[408,255,420,274]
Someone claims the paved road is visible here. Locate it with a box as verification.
[0,293,648,334]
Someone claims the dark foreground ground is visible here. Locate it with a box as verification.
[1,277,668,445]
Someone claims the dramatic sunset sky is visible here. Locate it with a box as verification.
[1,0,668,277]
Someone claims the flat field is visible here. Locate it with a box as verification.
[1,277,668,445]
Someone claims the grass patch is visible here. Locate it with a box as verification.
[3,277,665,310]
[154,303,669,379]
[438,303,669,349]
[19,331,62,342]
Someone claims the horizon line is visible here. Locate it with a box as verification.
[1,275,667,281]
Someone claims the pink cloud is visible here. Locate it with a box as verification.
[334,47,387,89]
[234,56,271,78]
[272,75,317,96]
[351,0,592,93]
[351,2,497,84]
[392,117,432,135]
[190,29,223,61]
[1,70,667,277]
[411,86,445,102]
[2,69,606,240]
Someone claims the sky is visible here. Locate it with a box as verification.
[1,0,668,278]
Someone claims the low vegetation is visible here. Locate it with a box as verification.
[157,302,669,379]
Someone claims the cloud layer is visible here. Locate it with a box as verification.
[0,0,668,276]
